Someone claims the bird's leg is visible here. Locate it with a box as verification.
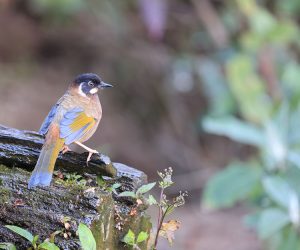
[61,145,70,154]
[74,141,99,164]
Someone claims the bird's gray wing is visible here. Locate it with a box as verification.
[39,103,59,135]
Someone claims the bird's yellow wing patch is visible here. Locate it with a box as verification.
[69,112,95,133]
[60,108,96,145]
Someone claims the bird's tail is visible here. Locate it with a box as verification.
[28,138,64,188]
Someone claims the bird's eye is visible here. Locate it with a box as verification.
[88,81,94,87]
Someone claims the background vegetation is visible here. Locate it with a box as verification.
[1,0,300,249]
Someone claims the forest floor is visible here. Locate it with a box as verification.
[152,205,262,250]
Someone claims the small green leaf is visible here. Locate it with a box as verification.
[96,176,106,186]
[264,122,287,168]
[111,183,121,194]
[118,191,136,198]
[263,177,295,208]
[5,225,34,243]
[243,212,260,230]
[32,235,39,246]
[0,243,17,250]
[122,229,135,246]
[38,242,59,250]
[226,54,271,122]
[61,216,71,223]
[202,116,264,146]
[196,57,235,116]
[278,226,300,250]
[49,231,61,243]
[78,223,96,250]
[136,231,149,243]
[203,162,262,208]
[258,208,290,239]
[112,183,121,189]
[147,195,157,205]
[136,182,156,195]
[165,206,175,217]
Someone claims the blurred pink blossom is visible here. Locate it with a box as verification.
[139,0,168,41]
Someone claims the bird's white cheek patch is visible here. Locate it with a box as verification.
[78,83,87,97]
[90,88,98,94]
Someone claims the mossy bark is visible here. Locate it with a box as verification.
[0,125,152,249]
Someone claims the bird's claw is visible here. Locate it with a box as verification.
[86,149,99,166]
[62,145,70,154]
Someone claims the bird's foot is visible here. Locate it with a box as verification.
[61,145,70,154]
[74,141,99,166]
[86,149,99,165]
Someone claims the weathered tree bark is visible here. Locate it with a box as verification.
[0,125,151,249]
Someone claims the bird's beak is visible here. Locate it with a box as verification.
[99,81,113,89]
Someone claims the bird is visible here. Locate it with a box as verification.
[28,73,113,188]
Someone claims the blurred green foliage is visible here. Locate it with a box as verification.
[29,0,85,18]
[2,0,300,247]
[202,0,300,249]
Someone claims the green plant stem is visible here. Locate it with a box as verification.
[154,205,172,249]
[154,207,163,250]
[154,187,165,249]
[154,188,174,249]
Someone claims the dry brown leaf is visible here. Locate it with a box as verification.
[55,171,64,179]
[13,198,25,207]
[130,208,137,216]
[136,199,143,206]
[159,220,181,245]
[64,222,71,230]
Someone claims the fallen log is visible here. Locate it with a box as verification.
[0,125,151,249]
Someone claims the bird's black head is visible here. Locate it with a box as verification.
[73,73,113,96]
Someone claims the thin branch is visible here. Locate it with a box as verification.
[154,186,165,249]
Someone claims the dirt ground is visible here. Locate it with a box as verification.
[153,205,262,250]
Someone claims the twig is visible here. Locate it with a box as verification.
[154,187,165,248]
